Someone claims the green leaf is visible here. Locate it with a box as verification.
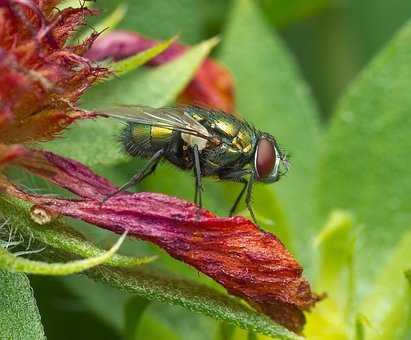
[143,302,219,340]
[125,296,150,340]
[57,275,129,333]
[135,313,180,340]
[0,198,155,269]
[44,37,219,166]
[77,3,128,42]
[317,18,411,293]
[84,36,218,109]
[91,0,229,44]
[0,270,45,340]
[218,0,321,262]
[111,37,176,77]
[358,230,411,340]
[85,266,301,340]
[305,211,356,338]
[258,0,330,27]
[30,276,122,339]
[313,211,355,299]
[405,270,411,285]
[343,0,411,67]
[215,322,236,340]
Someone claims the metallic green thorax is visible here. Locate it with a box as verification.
[121,106,258,178]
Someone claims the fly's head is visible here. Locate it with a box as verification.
[253,133,289,183]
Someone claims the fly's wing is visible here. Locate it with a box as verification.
[100,105,217,143]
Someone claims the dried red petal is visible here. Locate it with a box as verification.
[85,31,235,112]
[11,148,115,199]
[0,0,108,144]
[0,108,98,144]
[3,148,320,333]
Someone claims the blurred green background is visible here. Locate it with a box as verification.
[86,0,411,119]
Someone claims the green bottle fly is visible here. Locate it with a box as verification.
[101,105,289,223]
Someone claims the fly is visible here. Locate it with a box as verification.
[100,105,289,224]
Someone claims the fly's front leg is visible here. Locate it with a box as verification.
[193,145,203,209]
[245,176,258,225]
[229,178,247,217]
[218,169,251,217]
[102,149,164,202]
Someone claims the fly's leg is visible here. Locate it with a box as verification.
[193,145,203,215]
[245,176,257,225]
[219,169,257,224]
[102,149,164,202]
[218,169,251,218]
[229,178,247,217]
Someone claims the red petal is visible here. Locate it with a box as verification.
[178,58,235,113]
[3,149,320,333]
[84,30,184,63]
[11,148,115,199]
[0,108,98,144]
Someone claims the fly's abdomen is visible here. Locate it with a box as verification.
[121,123,175,158]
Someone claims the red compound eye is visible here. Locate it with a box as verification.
[255,138,276,179]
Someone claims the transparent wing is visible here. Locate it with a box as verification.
[99,105,216,142]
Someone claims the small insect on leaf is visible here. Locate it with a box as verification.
[97,105,289,225]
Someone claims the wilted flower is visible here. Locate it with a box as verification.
[85,30,235,112]
[0,0,107,145]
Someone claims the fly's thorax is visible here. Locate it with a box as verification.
[181,133,208,150]
[204,114,256,155]
[206,142,244,164]
[232,128,253,154]
[200,127,256,176]
[180,117,211,151]
[212,118,239,136]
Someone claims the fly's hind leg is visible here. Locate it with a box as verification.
[102,149,164,202]
[193,145,203,216]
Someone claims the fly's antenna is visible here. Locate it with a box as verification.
[278,149,291,177]
[281,153,290,172]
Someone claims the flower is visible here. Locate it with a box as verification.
[0,0,108,145]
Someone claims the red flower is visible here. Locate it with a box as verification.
[0,0,107,145]
[3,148,321,333]
[85,30,235,113]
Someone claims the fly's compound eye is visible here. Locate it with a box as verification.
[255,138,277,180]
